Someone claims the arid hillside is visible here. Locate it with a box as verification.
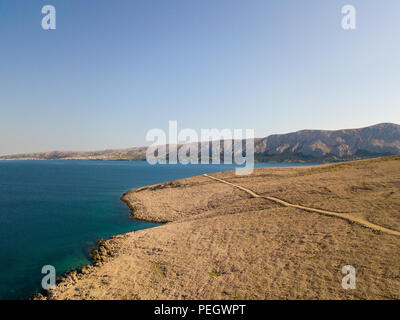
[41,156,400,300]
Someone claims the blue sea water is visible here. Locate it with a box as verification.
[0,160,313,300]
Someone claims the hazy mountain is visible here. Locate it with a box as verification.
[255,123,400,162]
[1,123,399,163]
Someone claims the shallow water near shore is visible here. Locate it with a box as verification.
[0,160,315,299]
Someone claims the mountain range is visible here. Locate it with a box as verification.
[1,123,399,163]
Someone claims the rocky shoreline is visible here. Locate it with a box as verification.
[33,180,184,300]
[32,234,129,300]
[33,193,158,300]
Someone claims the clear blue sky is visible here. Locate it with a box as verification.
[0,0,399,155]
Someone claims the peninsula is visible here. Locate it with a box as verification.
[38,155,400,300]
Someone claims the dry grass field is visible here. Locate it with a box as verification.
[213,156,400,231]
[44,156,400,300]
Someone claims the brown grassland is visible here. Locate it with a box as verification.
[44,156,400,300]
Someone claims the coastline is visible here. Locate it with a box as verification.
[35,156,400,300]
[33,190,165,300]
[33,172,262,299]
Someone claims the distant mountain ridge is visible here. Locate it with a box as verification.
[255,123,400,162]
[1,123,400,163]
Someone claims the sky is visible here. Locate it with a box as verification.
[0,0,399,155]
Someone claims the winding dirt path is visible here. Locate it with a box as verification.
[203,174,400,237]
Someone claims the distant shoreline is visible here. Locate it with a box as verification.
[2,123,399,163]
[0,156,385,164]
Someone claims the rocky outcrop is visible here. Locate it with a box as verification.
[255,123,400,161]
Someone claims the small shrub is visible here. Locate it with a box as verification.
[209,271,221,277]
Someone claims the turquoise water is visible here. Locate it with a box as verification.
[0,160,313,300]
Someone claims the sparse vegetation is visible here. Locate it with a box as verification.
[209,271,221,277]
[151,262,166,278]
